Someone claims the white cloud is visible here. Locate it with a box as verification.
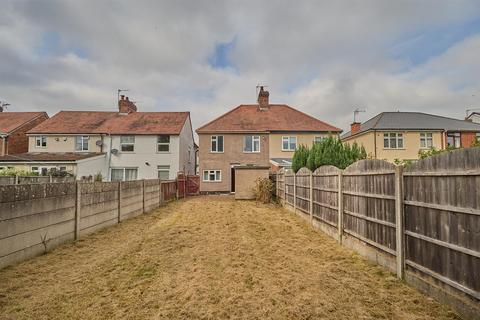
[1,0,480,135]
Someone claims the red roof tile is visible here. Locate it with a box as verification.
[28,111,189,135]
[0,112,48,134]
[196,105,341,133]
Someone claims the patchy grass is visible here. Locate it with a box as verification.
[0,196,460,320]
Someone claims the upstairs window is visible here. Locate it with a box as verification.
[447,132,461,148]
[419,133,433,149]
[282,136,297,151]
[120,136,135,152]
[157,135,170,152]
[75,136,89,151]
[211,135,224,152]
[244,135,260,152]
[383,133,403,149]
[35,136,47,148]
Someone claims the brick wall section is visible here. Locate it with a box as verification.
[3,113,49,155]
[460,132,477,148]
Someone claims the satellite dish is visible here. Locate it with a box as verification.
[111,149,119,155]
[95,140,103,146]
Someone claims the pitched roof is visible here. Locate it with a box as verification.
[28,111,189,135]
[0,152,105,162]
[0,112,48,134]
[341,112,480,139]
[196,104,341,133]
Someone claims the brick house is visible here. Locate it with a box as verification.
[0,112,49,156]
[196,87,341,193]
[341,112,480,162]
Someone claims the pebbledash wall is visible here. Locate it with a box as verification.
[0,179,177,270]
[274,148,480,320]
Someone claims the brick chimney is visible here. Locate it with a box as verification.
[118,95,137,114]
[257,86,269,111]
[351,122,361,135]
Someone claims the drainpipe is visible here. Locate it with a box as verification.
[0,135,6,156]
[107,133,113,181]
[373,130,377,159]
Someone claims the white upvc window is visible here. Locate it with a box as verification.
[211,135,224,152]
[120,136,135,152]
[383,133,404,149]
[35,136,47,148]
[111,167,138,181]
[203,170,221,182]
[157,165,170,180]
[419,132,433,149]
[157,135,170,152]
[447,132,461,148]
[75,136,89,151]
[282,136,297,151]
[314,136,324,143]
[243,135,260,152]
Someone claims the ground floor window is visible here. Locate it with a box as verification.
[203,170,221,182]
[157,165,170,180]
[111,167,138,181]
[447,132,461,148]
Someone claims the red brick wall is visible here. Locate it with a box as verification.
[5,114,49,155]
[461,132,477,148]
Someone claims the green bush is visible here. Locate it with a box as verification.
[0,168,38,176]
[418,146,455,160]
[293,136,367,172]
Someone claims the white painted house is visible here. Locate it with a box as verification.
[0,97,196,181]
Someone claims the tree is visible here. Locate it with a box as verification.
[291,144,309,173]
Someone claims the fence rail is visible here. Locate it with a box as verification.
[274,148,480,319]
[0,178,177,270]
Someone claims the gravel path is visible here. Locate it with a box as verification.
[0,196,459,319]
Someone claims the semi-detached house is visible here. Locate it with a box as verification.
[0,97,195,181]
[196,87,341,193]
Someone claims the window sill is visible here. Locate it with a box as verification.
[210,151,224,154]
[156,151,171,154]
[243,151,261,153]
[383,148,406,150]
[281,149,295,152]
[203,180,222,183]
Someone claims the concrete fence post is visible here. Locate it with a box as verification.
[337,171,344,244]
[14,175,19,185]
[283,173,286,206]
[74,181,81,240]
[158,179,162,207]
[142,179,146,214]
[293,173,297,212]
[49,175,53,183]
[309,171,313,222]
[395,165,405,279]
[118,181,122,223]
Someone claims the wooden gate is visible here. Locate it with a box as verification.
[177,172,200,197]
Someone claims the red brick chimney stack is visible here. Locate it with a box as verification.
[351,122,361,135]
[118,95,137,114]
[257,86,269,111]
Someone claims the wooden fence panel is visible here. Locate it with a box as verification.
[312,166,340,229]
[404,148,480,302]
[342,160,397,255]
[276,169,285,201]
[285,173,294,206]
[295,168,311,214]
[161,181,177,202]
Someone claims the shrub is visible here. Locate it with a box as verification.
[0,168,38,176]
[418,146,455,160]
[294,136,367,172]
[252,177,274,203]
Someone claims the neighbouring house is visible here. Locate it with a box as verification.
[466,112,480,123]
[196,87,341,193]
[341,111,480,163]
[0,112,49,157]
[0,96,195,180]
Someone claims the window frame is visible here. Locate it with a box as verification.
[243,135,261,153]
[75,135,89,151]
[35,136,47,148]
[281,136,297,151]
[313,136,324,143]
[157,135,170,153]
[383,132,404,149]
[446,132,461,148]
[157,165,170,180]
[419,132,433,149]
[203,170,221,182]
[210,135,224,153]
[120,135,135,152]
[110,167,138,181]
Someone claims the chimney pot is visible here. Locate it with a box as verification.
[351,122,361,135]
[257,86,270,111]
[120,95,125,100]
[126,96,129,101]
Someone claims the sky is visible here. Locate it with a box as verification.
[1,0,480,136]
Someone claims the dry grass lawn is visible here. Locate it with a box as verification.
[0,196,460,319]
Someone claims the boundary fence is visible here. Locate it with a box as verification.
[0,179,177,270]
[274,148,480,319]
